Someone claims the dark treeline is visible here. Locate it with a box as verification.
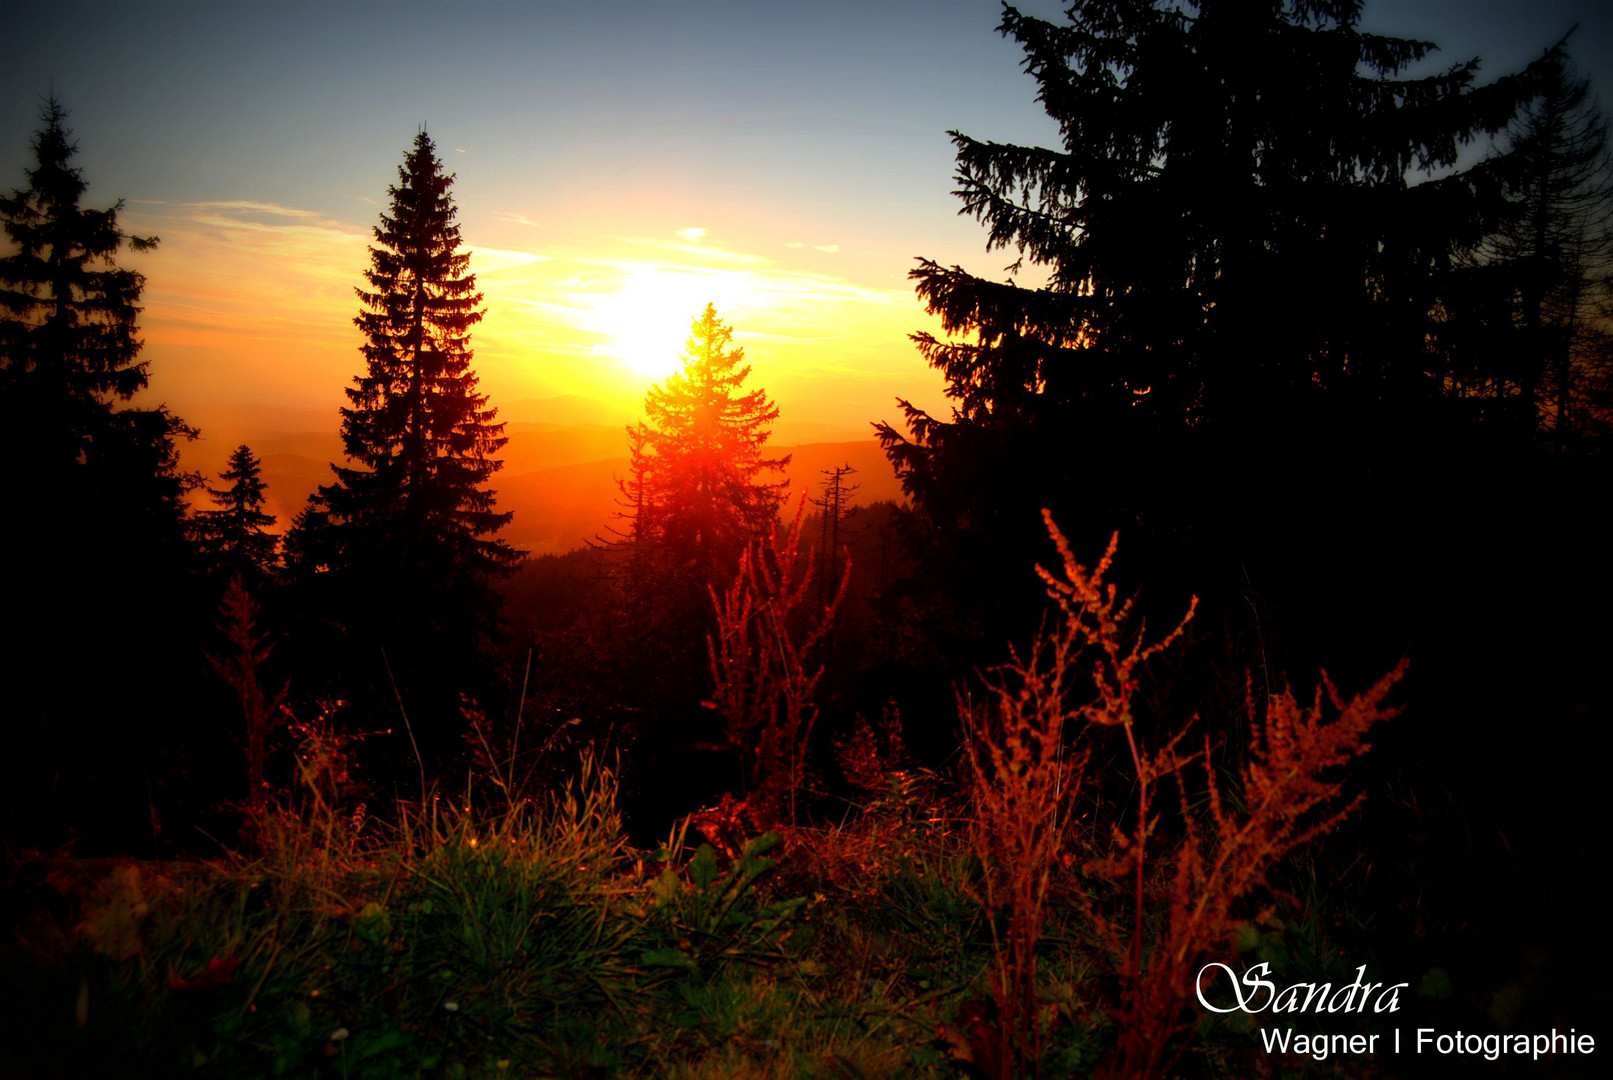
[2,3,1611,1038]
[868,1,1613,1038]
[1,98,208,852]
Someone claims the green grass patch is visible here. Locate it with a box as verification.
[2,759,1112,1079]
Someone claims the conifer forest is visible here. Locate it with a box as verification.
[2,3,1611,1077]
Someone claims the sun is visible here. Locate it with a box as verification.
[612,287,695,379]
[586,266,757,382]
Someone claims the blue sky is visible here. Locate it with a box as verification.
[9,1,1601,254]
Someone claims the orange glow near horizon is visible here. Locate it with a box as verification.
[118,197,952,551]
[121,198,953,458]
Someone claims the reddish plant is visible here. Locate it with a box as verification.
[206,576,289,819]
[963,512,1401,1079]
[1089,664,1404,1079]
[961,516,1193,1079]
[834,702,912,801]
[707,499,850,825]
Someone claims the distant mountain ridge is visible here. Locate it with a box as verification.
[495,438,903,554]
[180,405,900,555]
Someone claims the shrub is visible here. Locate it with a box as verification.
[960,512,1401,1079]
[707,500,850,825]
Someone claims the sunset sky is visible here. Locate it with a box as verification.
[5,0,1611,447]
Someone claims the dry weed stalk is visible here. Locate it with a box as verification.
[962,515,1193,1080]
[1090,663,1404,1080]
[1033,515,1197,981]
[960,675,1083,1080]
[967,513,1401,1078]
[206,576,289,818]
[708,499,850,825]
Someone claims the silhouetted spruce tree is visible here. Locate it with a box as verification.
[0,96,193,529]
[1491,49,1613,454]
[286,131,514,752]
[876,0,1551,662]
[625,303,789,583]
[0,97,200,846]
[196,444,279,581]
[293,130,513,596]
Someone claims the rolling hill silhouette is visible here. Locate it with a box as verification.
[181,400,899,555]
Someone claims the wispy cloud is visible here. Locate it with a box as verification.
[121,200,367,351]
[176,200,318,218]
[466,243,550,275]
[619,235,770,266]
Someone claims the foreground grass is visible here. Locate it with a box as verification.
[1,763,1108,1080]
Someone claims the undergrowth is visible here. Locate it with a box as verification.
[1,520,1402,1079]
[3,751,1032,1079]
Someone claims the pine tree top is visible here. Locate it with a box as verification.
[618,304,791,577]
[644,303,786,459]
[0,96,159,401]
[1494,50,1613,266]
[892,1,1557,437]
[206,444,272,515]
[1,93,194,532]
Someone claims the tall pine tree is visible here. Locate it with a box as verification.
[293,130,514,614]
[286,131,514,761]
[599,305,791,790]
[0,97,200,846]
